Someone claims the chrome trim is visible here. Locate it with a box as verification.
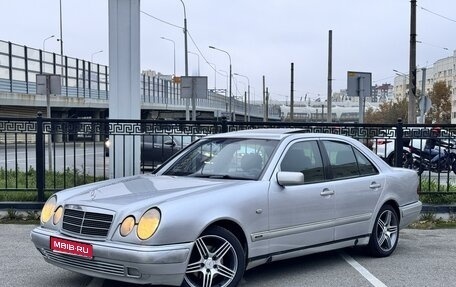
[251,213,372,242]
[42,249,125,277]
[61,205,115,239]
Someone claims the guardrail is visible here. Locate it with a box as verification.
[1,116,456,208]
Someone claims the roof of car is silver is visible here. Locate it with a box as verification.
[205,128,355,141]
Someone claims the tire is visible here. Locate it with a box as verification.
[387,151,408,168]
[416,159,424,176]
[401,151,413,169]
[386,152,395,166]
[367,205,399,257]
[183,226,246,287]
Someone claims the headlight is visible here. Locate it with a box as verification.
[53,206,63,225]
[105,139,111,148]
[120,216,136,237]
[41,196,57,224]
[137,208,161,240]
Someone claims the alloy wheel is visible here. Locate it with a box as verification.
[374,209,398,253]
[184,233,239,287]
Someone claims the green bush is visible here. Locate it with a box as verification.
[419,178,456,204]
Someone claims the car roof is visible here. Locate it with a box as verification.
[204,128,357,141]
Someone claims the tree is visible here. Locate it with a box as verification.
[365,97,408,124]
[425,81,452,124]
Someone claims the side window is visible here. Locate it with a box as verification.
[280,141,325,183]
[354,149,378,175]
[323,141,359,179]
[323,141,378,179]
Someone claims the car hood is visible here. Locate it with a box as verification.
[56,174,240,212]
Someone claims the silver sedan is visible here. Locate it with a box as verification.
[31,129,422,287]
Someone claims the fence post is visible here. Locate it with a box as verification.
[221,117,228,133]
[36,112,45,202]
[395,118,404,168]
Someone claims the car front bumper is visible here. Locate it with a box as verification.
[30,227,193,286]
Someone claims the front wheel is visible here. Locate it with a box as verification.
[451,158,456,175]
[367,205,399,257]
[183,226,245,287]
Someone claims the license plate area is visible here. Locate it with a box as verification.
[50,237,93,259]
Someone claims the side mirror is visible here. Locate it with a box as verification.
[276,171,304,186]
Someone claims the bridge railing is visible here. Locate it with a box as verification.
[0,40,279,119]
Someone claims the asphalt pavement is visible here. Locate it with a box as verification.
[2,224,455,287]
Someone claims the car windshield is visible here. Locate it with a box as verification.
[163,138,279,180]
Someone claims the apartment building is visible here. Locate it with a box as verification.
[393,50,456,123]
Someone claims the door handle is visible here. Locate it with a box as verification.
[320,189,335,196]
[370,182,381,189]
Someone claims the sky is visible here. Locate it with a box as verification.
[0,0,455,104]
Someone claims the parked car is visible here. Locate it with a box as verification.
[31,129,422,287]
[105,134,198,168]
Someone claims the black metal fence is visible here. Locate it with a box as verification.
[1,115,456,207]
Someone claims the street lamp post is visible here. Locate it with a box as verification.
[160,37,176,76]
[188,51,200,76]
[42,35,55,52]
[59,0,64,58]
[209,45,232,120]
[91,50,103,63]
[178,0,190,120]
[234,73,250,121]
[219,70,229,112]
[208,62,216,92]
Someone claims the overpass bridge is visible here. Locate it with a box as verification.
[0,40,281,121]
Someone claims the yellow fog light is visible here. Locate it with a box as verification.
[137,208,161,240]
[41,196,57,224]
[120,216,136,237]
[53,206,63,225]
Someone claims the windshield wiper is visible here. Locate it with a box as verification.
[208,174,251,180]
[191,174,251,180]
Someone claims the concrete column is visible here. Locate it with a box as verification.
[93,111,101,142]
[54,112,66,143]
[108,0,141,178]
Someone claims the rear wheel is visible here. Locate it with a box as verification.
[183,226,245,287]
[386,152,395,166]
[387,151,409,168]
[367,205,399,257]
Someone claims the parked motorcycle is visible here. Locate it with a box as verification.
[403,144,456,175]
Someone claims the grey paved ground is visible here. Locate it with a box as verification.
[1,224,455,287]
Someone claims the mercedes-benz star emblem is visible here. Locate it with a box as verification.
[90,190,96,200]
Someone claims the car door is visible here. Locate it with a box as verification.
[268,140,335,255]
[321,140,384,240]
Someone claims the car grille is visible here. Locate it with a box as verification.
[42,249,125,276]
[62,208,113,238]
